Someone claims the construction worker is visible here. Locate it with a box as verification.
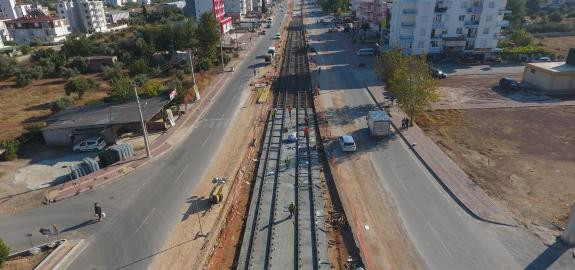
[289,202,295,218]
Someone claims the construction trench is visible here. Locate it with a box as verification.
[233,1,348,269]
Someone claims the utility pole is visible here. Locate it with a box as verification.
[134,86,151,158]
[220,27,225,73]
[188,50,198,92]
[195,200,204,236]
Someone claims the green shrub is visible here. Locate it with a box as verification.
[0,237,9,267]
[51,96,74,112]
[22,122,46,144]
[15,70,31,87]
[65,77,96,99]
[0,139,20,160]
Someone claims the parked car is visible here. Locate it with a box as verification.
[338,135,357,152]
[274,33,281,39]
[539,57,551,62]
[356,48,374,56]
[430,68,447,79]
[73,137,106,152]
[499,77,520,91]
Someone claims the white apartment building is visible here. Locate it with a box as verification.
[0,0,17,19]
[388,0,510,60]
[224,0,246,19]
[6,10,70,44]
[105,0,150,7]
[57,0,108,33]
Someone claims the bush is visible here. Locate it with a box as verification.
[549,11,562,22]
[176,69,185,81]
[222,53,231,64]
[102,63,123,81]
[0,56,17,77]
[0,139,20,160]
[22,122,46,143]
[51,96,74,112]
[59,67,80,79]
[68,57,89,73]
[128,59,151,76]
[140,79,162,97]
[0,237,9,267]
[30,66,44,80]
[109,75,135,102]
[15,70,32,87]
[65,77,96,99]
[20,45,31,55]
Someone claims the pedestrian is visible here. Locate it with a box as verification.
[253,69,257,77]
[304,127,309,137]
[52,224,60,236]
[401,118,405,129]
[406,118,410,129]
[288,202,295,218]
[304,116,309,126]
[390,96,395,106]
[271,108,276,119]
[94,203,102,222]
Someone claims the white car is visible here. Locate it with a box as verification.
[73,137,106,152]
[338,135,357,152]
[274,33,281,39]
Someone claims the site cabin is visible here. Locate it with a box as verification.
[367,110,391,138]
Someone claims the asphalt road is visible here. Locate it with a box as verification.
[306,4,529,270]
[0,3,288,269]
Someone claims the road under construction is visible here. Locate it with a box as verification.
[235,0,331,269]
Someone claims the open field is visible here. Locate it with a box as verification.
[536,36,575,58]
[418,106,575,229]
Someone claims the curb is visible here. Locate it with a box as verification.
[363,83,515,227]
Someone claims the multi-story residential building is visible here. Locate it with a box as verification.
[105,0,150,7]
[387,0,510,60]
[355,0,387,30]
[162,1,187,9]
[6,10,70,44]
[57,0,108,33]
[541,0,565,8]
[224,0,246,20]
[0,0,17,19]
[105,10,129,24]
[185,0,233,33]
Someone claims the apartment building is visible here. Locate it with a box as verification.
[185,0,232,33]
[6,10,70,44]
[388,0,510,60]
[224,0,247,19]
[355,0,387,30]
[0,0,17,19]
[57,0,108,33]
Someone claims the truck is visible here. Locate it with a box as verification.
[366,110,391,138]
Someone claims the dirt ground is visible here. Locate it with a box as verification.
[433,73,566,108]
[536,36,575,58]
[418,106,575,229]
[3,250,51,270]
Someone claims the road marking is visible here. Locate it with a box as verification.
[174,161,195,183]
[389,166,408,191]
[136,208,156,233]
[201,136,210,147]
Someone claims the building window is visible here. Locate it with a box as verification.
[489,1,495,8]
[459,15,465,21]
[456,27,463,34]
[486,15,492,22]
[434,15,442,22]
[418,41,424,48]
[430,41,440,47]
[483,27,489,34]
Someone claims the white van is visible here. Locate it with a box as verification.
[356,48,374,56]
[267,46,276,57]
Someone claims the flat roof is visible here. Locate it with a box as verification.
[44,94,171,131]
[526,62,575,73]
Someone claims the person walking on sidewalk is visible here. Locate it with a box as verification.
[289,202,295,218]
[94,203,103,222]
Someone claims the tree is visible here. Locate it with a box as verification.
[109,75,134,102]
[15,69,32,87]
[374,47,402,84]
[0,140,20,161]
[0,56,17,77]
[0,237,9,266]
[65,77,96,98]
[506,0,526,23]
[140,79,162,97]
[197,12,220,66]
[61,35,94,57]
[387,55,438,122]
[59,67,80,79]
[102,63,123,81]
[68,56,89,73]
[51,96,74,112]
[549,11,563,22]
[526,0,541,15]
[128,58,151,76]
[510,28,533,46]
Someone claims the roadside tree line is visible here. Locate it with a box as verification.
[374,48,438,122]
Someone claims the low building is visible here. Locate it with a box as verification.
[43,93,174,146]
[106,10,129,24]
[56,0,108,33]
[224,0,246,20]
[87,55,117,72]
[522,61,575,95]
[5,10,70,45]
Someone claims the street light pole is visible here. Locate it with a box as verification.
[134,86,151,158]
[220,27,225,73]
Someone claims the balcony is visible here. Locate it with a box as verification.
[434,6,448,13]
[497,20,509,27]
[466,32,477,38]
[498,9,512,14]
[403,9,417,14]
[466,7,482,14]
[401,22,416,27]
[430,34,443,40]
[464,20,480,27]
[432,21,446,28]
